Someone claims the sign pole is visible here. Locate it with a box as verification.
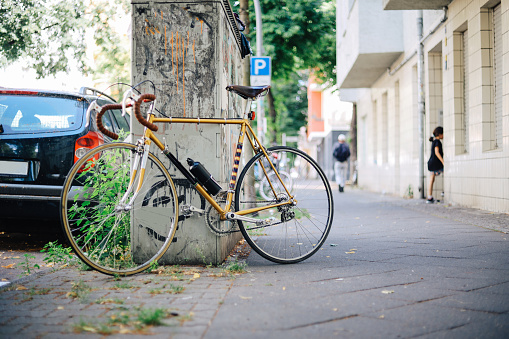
[253,0,265,146]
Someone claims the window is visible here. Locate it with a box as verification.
[493,3,503,149]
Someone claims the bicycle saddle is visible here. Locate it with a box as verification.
[226,85,270,99]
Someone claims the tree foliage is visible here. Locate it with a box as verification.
[0,0,87,77]
[232,0,336,142]
[249,0,336,85]
[0,0,129,84]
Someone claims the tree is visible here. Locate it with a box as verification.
[0,0,129,86]
[0,0,87,77]
[231,0,336,142]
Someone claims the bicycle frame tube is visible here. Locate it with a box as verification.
[134,116,293,219]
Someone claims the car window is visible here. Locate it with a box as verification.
[110,109,130,132]
[101,112,115,132]
[0,95,84,135]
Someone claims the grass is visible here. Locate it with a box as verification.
[111,281,135,290]
[95,297,125,305]
[223,260,247,275]
[66,280,91,301]
[72,307,186,334]
[148,284,185,295]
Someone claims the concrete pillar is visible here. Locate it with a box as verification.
[131,0,245,264]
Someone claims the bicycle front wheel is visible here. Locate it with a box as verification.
[61,143,178,275]
[235,146,333,264]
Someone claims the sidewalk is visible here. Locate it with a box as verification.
[1,189,508,338]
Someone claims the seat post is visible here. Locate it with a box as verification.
[243,98,252,119]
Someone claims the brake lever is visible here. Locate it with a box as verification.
[85,100,99,128]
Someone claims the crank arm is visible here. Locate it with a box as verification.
[225,212,277,226]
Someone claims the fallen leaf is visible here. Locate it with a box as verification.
[57,306,64,310]
[82,326,97,333]
[379,315,385,319]
[381,290,394,294]
[345,251,356,254]
[239,295,252,300]
[350,249,357,251]
[12,256,20,259]
[1,263,15,269]
[1,279,8,282]
[16,285,28,290]
[193,273,200,279]
[326,256,330,258]
[333,308,338,311]
[282,287,286,291]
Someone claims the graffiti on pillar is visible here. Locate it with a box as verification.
[133,3,228,118]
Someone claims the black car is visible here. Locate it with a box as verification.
[0,87,130,232]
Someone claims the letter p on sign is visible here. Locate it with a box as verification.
[250,57,271,76]
[250,57,271,86]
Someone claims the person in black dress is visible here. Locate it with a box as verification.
[427,126,444,203]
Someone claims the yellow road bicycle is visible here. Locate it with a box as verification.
[60,84,333,275]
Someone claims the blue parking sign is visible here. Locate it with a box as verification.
[251,57,271,76]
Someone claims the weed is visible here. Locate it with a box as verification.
[66,280,91,301]
[223,260,247,274]
[73,320,113,335]
[41,241,75,267]
[95,297,125,305]
[168,284,185,294]
[136,308,168,327]
[27,287,52,295]
[16,253,40,277]
[148,260,159,272]
[148,287,164,295]
[108,312,130,325]
[77,261,92,271]
[112,281,135,290]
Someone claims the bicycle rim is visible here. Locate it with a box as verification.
[235,146,333,264]
[61,143,178,275]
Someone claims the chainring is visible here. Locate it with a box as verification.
[205,200,238,237]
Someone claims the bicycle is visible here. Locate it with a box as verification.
[60,84,333,275]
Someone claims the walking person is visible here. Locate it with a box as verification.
[333,134,351,192]
[427,126,444,203]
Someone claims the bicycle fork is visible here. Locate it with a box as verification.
[115,142,151,212]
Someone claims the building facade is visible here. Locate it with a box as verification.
[337,0,509,212]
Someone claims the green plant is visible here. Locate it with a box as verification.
[405,184,414,199]
[95,297,124,305]
[41,241,75,267]
[28,287,52,295]
[112,281,135,290]
[223,260,247,274]
[73,320,113,335]
[16,253,40,277]
[168,284,185,294]
[67,280,91,301]
[136,308,168,327]
[67,145,135,270]
[148,260,159,272]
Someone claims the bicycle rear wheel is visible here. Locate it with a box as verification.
[61,143,178,275]
[235,146,333,264]
[259,170,293,201]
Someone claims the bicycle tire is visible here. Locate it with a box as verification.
[235,146,333,264]
[60,143,178,275]
[259,170,293,201]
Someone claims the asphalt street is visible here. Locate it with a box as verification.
[0,187,508,338]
